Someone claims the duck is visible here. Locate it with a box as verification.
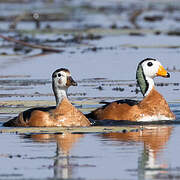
[3,68,91,127]
[86,58,175,121]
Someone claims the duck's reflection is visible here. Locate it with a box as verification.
[27,133,84,179]
[101,125,173,179]
[22,125,173,179]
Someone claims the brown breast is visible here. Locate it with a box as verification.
[28,98,91,127]
[137,88,175,120]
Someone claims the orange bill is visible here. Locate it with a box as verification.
[156,65,170,78]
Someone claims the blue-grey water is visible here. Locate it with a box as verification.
[0,121,180,180]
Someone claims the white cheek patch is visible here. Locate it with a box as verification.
[58,78,66,86]
[142,60,161,78]
[58,71,67,86]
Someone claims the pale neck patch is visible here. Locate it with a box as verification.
[144,77,154,97]
[53,86,68,106]
[59,71,68,87]
[52,70,69,106]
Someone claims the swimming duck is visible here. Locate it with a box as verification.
[3,68,91,127]
[86,58,175,121]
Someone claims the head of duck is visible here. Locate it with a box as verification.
[52,68,77,106]
[136,58,170,97]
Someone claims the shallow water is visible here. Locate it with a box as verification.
[0,40,180,179]
[1,124,180,180]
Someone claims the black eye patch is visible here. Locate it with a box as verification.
[58,73,61,77]
[147,62,153,67]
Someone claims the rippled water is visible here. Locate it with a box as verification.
[0,104,179,180]
[0,39,179,180]
[1,122,180,179]
[0,33,180,180]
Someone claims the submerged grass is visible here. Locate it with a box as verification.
[0,126,139,134]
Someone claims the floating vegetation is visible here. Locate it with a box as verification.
[0,126,140,134]
[112,87,125,92]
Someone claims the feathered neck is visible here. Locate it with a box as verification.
[52,82,68,106]
[136,64,154,97]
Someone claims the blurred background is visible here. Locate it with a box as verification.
[1,0,180,32]
[1,0,180,51]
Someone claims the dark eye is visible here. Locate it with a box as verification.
[147,62,153,67]
[58,73,61,77]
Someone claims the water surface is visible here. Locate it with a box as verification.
[1,122,180,180]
